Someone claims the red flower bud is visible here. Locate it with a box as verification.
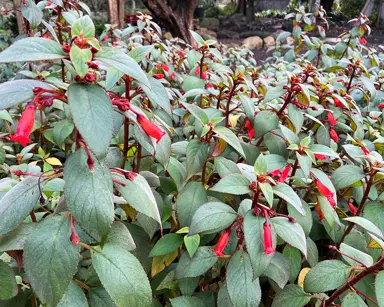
[327,112,338,127]
[278,164,291,183]
[70,232,80,246]
[329,128,339,142]
[361,147,370,155]
[102,35,109,42]
[62,44,71,53]
[263,220,275,255]
[88,62,99,69]
[361,37,367,45]
[269,169,282,177]
[212,230,230,257]
[162,64,169,72]
[136,114,165,143]
[10,104,36,147]
[348,202,357,215]
[334,97,344,108]
[206,82,213,89]
[378,103,384,109]
[85,73,96,83]
[170,71,176,80]
[316,203,325,221]
[244,118,255,138]
[153,74,164,79]
[316,180,336,208]
[314,154,327,160]
[12,170,25,176]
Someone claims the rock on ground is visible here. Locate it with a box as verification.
[242,36,263,50]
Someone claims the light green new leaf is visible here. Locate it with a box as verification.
[71,15,95,38]
[344,216,384,240]
[70,45,92,78]
[149,233,183,257]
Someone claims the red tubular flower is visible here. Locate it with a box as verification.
[269,169,282,177]
[316,180,336,208]
[170,71,176,80]
[316,203,325,221]
[334,97,344,108]
[327,112,338,127]
[378,103,384,109]
[314,154,327,160]
[85,73,96,82]
[277,164,291,183]
[212,230,230,257]
[136,114,166,143]
[69,215,79,246]
[162,64,170,72]
[362,147,370,155]
[153,74,164,79]
[263,220,275,255]
[361,37,367,45]
[348,202,357,215]
[245,118,255,138]
[206,82,213,89]
[10,104,36,147]
[329,128,339,142]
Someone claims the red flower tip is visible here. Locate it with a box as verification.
[136,114,166,143]
[263,221,275,255]
[316,180,336,208]
[88,62,99,69]
[206,82,213,89]
[213,230,230,257]
[162,64,170,72]
[85,73,96,83]
[329,128,339,142]
[378,103,384,109]
[170,71,176,80]
[153,74,164,79]
[361,147,370,155]
[334,97,344,108]
[314,154,327,160]
[361,37,367,45]
[348,202,357,215]
[269,169,282,177]
[316,203,325,221]
[124,171,137,181]
[10,104,36,147]
[70,232,80,246]
[277,164,291,183]
[327,112,338,127]
[245,118,255,138]
[102,35,109,42]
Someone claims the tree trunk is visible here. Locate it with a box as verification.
[13,0,25,35]
[237,0,246,15]
[360,0,375,17]
[246,0,254,22]
[142,0,198,44]
[108,0,124,28]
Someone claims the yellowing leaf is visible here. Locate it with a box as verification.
[151,249,178,277]
[229,114,241,128]
[28,161,39,166]
[298,267,311,288]
[120,204,137,221]
[368,238,382,249]
[46,157,62,166]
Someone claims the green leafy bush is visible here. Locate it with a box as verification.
[0,2,383,307]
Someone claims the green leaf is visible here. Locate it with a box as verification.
[182,76,205,92]
[287,200,312,237]
[53,119,74,148]
[175,247,218,279]
[376,271,384,307]
[0,176,40,236]
[254,111,279,139]
[142,77,171,116]
[210,174,250,195]
[95,48,150,88]
[283,245,302,283]
[149,233,183,257]
[24,215,80,306]
[214,157,241,178]
[176,182,207,227]
[259,182,274,207]
[363,201,384,233]
[264,86,286,102]
[112,173,161,227]
[181,102,208,125]
[128,45,153,62]
[170,296,206,307]
[21,0,42,28]
[0,223,35,252]
[0,260,17,300]
[57,282,88,307]
[344,217,384,240]
[304,260,351,293]
[271,285,311,307]
[184,234,200,258]
[243,211,275,278]
[331,165,366,190]
[318,194,340,231]
[264,252,290,289]
[189,202,238,235]
[106,67,124,91]
[273,183,305,215]
[309,144,339,158]
[64,148,114,240]
[71,15,95,38]
[92,244,152,307]
[105,222,136,252]
[0,79,55,110]
[341,292,368,307]
[254,153,267,175]
[186,139,208,178]
[70,45,92,78]
[89,288,117,307]
[339,243,373,267]
[0,38,66,63]
[218,285,233,307]
[68,84,113,158]
[213,126,246,157]
[227,250,261,307]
